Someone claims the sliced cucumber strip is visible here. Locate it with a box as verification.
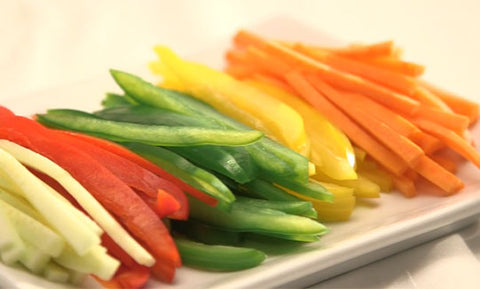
[0,140,154,266]
[55,245,120,281]
[0,206,25,265]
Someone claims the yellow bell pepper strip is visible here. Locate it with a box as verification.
[244,78,357,181]
[149,46,310,157]
[284,180,356,222]
[312,170,381,198]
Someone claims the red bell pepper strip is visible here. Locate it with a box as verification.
[60,131,219,207]
[97,234,151,289]
[51,130,188,220]
[0,114,179,282]
[0,106,14,117]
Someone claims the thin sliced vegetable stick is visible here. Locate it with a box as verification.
[245,45,292,75]
[292,43,418,95]
[410,106,470,136]
[391,174,417,198]
[411,86,452,112]
[335,90,421,138]
[225,48,249,64]
[297,40,396,59]
[412,119,480,169]
[233,30,420,115]
[410,131,444,155]
[224,63,258,79]
[417,79,479,125]
[360,56,425,77]
[284,70,408,176]
[0,139,155,266]
[431,154,458,173]
[250,73,297,95]
[306,75,424,167]
[413,155,464,195]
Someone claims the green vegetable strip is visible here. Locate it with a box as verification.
[188,197,327,239]
[36,109,264,147]
[124,142,235,211]
[174,237,266,272]
[234,196,317,219]
[110,70,309,183]
[171,220,242,246]
[101,93,136,108]
[95,104,219,128]
[222,177,299,202]
[273,179,334,202]
[95,106,258,183]
[169,146,257,184]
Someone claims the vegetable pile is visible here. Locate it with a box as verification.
[0,28,479,289]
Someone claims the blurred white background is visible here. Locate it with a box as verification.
[1,0,479,101]
[1,0,480,288]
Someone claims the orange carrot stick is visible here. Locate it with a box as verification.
[337,91,421,138]
[306,75,424,167]
[284,70,408,176]
[413,155,464,195]
[361,56,425,77]
[431,154,458,173]
[411,106,470,135]
[411,86,452,111]
[249,73,296,94]
[224,63,258,79]
[417,79,479,125]
[391,174,417,198]
[409,131,444,155]
[292,43,418,95]
[234,30,420,115]
[412,119,480,169]
[319,40,396,59]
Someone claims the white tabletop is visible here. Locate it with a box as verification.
[1,0,480,288]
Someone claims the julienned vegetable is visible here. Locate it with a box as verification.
[224,30,479,196]
[1,26,478,289]
[36,109,264,147]
[0,139,156,266]
[108,70,311,184]
[174,237,266,271]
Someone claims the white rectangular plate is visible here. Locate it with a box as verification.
[1,16,480,289]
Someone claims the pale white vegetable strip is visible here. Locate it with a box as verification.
[43,262,70,284]
[0,148,99,255]
[0,188,39,219]
[1,180,102,236]
[19,244,51,274]
[0,205,25,265]
[41,182,103,236]
[0,140,155,266]
[0,198,65,257]
[0,170,22,196]
[55,245,120,281]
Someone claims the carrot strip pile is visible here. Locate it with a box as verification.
[224,30,480,197]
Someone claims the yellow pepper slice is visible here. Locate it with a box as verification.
[244,79,357,181]
[150,46,310,157]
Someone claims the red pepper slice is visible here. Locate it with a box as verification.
[0,114,179,281]
[61,131,219,207]
[52,130,188,220]
[97,234,151,289]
